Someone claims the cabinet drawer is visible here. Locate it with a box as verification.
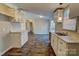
[58,39,66,48]
[58,39,67,56]
[58,47,67,56]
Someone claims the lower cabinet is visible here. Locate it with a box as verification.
[10,31,28,48]
[57,39,67,56]
[53,35,58,55]
[10,32,21,48]
[51,34,79,56]
[21,31,28,46]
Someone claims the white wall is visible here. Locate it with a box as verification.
[22,11,49,34]
[49,20,55,32]
[33,19,49,34]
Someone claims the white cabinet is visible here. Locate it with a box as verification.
[51,34,79,56]
[10,32,21,48]
[11,10,21,22]
[0,4,15,17]
[0,4,26,23]
[57,39,67,56]
[54,9,64,22]
[51,34,58,55]
[53,35,58,55]
[21,31,28,46]
[10,31,28,48]
[11,10,26,22]
[51,34,54,47]
[51,34,68,56]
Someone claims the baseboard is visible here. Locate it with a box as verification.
[0,46,13,56]
[34,32,49,34]
[21,41,28,48]
[21,39,28,47]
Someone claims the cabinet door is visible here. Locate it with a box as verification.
[10,33,21,47]
[51,34,54,48]
[53,35,58,55]
[0,4,15,17]
[0,4,8,14]
[58,39,67,56]
[8,8,15,17]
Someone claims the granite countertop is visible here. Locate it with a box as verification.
[51,33,79,43]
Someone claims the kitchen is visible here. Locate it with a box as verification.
[0,3,79,56]
[50,3,79,56]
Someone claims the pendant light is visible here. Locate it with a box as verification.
[58,3,63,22]
[58,8,63,22]
[54,3,64,22]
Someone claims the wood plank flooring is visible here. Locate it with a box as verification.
[3,32,55,56]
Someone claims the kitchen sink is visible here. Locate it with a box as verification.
[56,32,68,36]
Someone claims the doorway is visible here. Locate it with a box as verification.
[29,22,33,33]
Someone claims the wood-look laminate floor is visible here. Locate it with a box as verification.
[3,32,55,56]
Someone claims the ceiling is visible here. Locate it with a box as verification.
[13,3,79,19]
[69,3,79,18]
[13,3,69,17]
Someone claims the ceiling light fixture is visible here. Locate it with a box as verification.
[57,9,63,22]
[39,15,44,18]
[59,3,63,5]
[58,16,62,21]
[54,3,64,22]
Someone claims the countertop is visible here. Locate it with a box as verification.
[10,30,28,32]
[51,33,79,43]
[10,30,28,34]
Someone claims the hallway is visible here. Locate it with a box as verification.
[3,32,55,56]
[22,32,53,56]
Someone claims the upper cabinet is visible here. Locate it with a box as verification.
[0,4,15,18]
[0,4,26,23]
[64,7,70,20]
[54,8,64,32]
[11,9,21,22]
[54,8,64,23]
[12,10,26,23]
